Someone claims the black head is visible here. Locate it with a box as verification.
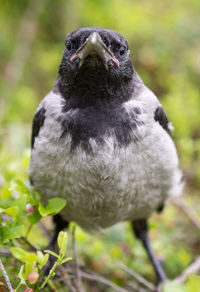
[57,27,137,105]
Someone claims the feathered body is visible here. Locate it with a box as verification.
[29,27,183,232]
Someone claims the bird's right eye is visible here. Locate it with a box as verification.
[66,41,72,51]
[119,47,126,56]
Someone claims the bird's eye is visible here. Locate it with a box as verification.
[119,47,126,56]
[66,41,72,51]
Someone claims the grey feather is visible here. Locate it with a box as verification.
[29,28,183,232]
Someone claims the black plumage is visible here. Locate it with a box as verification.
[29,27,183,287]
[31,107,46,149]
[154,106,170,134]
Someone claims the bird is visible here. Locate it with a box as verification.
[29,27,183,285]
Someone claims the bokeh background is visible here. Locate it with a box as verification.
[0,0,200,291]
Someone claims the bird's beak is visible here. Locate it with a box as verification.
[70,32,119,70]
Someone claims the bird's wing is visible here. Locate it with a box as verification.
[154,106,171,134]
[31,106,46,148]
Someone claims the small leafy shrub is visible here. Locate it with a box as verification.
[0,178,71,291]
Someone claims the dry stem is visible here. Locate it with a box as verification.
[0,258,13,292]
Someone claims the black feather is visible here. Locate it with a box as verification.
[52,27,144,153]
[154,107,170,134]
[157,204,165,213]
[31,107,46,148]
[58,98,143,153]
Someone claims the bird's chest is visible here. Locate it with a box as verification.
[32,122,137,208]
[29,104,168,231]
[58,103,140,152]
[31,116,137,223]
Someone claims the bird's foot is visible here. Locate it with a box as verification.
[154,258,167,286]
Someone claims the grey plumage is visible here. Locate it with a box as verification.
[29,27,183,233]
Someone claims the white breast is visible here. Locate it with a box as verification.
[29,91,183,231]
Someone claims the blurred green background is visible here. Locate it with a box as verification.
[0,0,200,291]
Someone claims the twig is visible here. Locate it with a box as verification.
[38,220,150,292]
[63,261,131,292]
[58,266,77,292]
[21,236,37,252]
[72,226,85,292]
[171,198,200,229]
[0,249,12,257]
[80,270,131,292]
[62,278,77,292]
[0,258,13,292]
[39,222,78,291]
[116,262,156,291]
[47,279,59,292]
[126,281,149,292]
[173,256,200,284]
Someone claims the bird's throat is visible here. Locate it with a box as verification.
[55,72,134,108]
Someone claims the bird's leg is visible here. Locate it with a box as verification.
[40,214,69,284]
[131,219,166,285]
[48,214,70,249]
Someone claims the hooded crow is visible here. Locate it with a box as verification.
[29,27,183,284]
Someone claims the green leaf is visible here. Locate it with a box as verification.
[31,190,41,202]
[28,190,41,205]
[26,252,38,264]
[39,198,66,216]
[14,194,28,223]
[1,225,12,242]
[37,251,44,264]
[28,210,41,224]
[37,251,49,268]
[1,185,12,199]
[44,250,59,258]
[11,247,28,262]
[187,275,200,292]
[0,206,19,218]
[5,206,19,217]
[43,253,49,267]
[18,265,26,283]
[60,257,72,264]
[23,263,34,278]
[11,225,25,239]
[0,208,5,214]
[11,179,30,196]
[163,281,187,292]
[1,224,24,241]
[11,247,37,264]
[57,231,68,256]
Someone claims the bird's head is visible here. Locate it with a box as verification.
[57,27,137,103]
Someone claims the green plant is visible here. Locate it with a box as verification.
[11,231,71,291]
[0,177,69,291]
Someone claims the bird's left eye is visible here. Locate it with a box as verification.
[119,47,126,56]
[66,41,72,51]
